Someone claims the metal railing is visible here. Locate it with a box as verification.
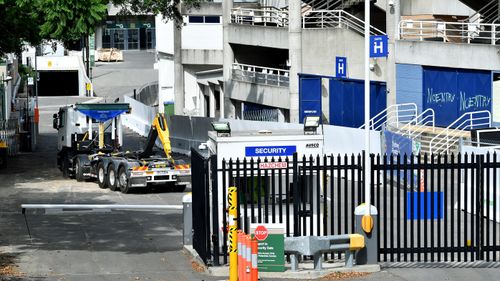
[429,110,492,154]
[0,118,19,156]
[232,63,289,87]
[399,20,500,45]
[303,10,386,35]
[461,0,498,24]
[394,108,436,140]
[231,7,289,27]
[359,103,418,131]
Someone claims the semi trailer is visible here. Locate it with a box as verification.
[54,103,190,193]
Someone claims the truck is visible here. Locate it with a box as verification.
[53,103,190,193]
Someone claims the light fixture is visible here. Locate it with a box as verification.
[211,121,231,137]
[388,0,395,7]
[303,116,320,135]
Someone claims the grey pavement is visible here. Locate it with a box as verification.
[0,100,217,281]
[91,51,158,100]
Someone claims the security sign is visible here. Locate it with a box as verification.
[370,35,389,58]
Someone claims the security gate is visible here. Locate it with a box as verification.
[192,151,500,265]
[373,153,500,262]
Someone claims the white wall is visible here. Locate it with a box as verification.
[181,16,223,50]
[155,16,174,54]
[401,0,474,16]
[183,69,201,115]
[155,16,175,113]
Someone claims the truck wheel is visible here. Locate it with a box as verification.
[97,162,108,189]
[75,158,84,182]
[117,166,128,188]
[107,164,118,191]
[118,166,132,194]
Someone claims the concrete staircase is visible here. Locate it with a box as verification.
[401,125,471,155]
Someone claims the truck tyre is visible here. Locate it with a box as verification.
[75,158,84,182]
[107,164,118,191]
[118,166,132,194]
[97,162,108,189]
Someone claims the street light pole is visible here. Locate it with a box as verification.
[364,0,371,216]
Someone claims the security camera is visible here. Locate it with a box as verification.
[388,0,395,7]
[369,63,375,71]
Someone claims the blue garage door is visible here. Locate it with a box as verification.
[329,78,387,128]
[299,77,322,123]
[423,67,492,127]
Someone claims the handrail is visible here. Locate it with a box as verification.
[359,103,417,131]
[232,63,289,87]
[303,10,386,35]
[429,110,492,154]
[231,7,289,27]
[399,19,500,45]
[460,0,498,24]
[394,108,435,140]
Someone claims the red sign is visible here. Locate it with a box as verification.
[254,225,268,241]
[259,162,288,170]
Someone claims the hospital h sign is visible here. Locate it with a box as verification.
[369,35,388,58]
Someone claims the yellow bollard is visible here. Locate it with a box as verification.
[228,187,238,281]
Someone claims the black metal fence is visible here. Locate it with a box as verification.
[191,148,214,265]
[191,151,500,265]
[374,153,500,262]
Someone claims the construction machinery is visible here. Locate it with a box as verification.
[54,103,190,193]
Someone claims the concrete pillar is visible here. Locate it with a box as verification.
[174,22,185,115]
[288,0,302,123]
[95,26,103,49]
[208,83,216,118]
[385,0,400,108]
[222,0,234,119]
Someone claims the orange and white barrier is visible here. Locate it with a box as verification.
[232,231,258,281]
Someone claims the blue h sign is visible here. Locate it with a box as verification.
[370,35,388,58]
[336,57,347,78]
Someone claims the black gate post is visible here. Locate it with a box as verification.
[210,155,220,266]
[292,152,300,236]
[476,154,484,260]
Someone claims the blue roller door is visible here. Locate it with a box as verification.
[423,67,492,127]
[329,78,387,128]
[299,77,322,123]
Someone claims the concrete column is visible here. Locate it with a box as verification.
[222,0,234,119]
[385,0,400,108]
[95,26,103,49]
[208,83,216,118]
[289,0,302,123]
[174,22,185,115]
[219,86,226,118]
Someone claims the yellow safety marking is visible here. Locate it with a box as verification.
[361,214,374,234]
[348,234,365,250]
[467,240,472,247]
[0,141,7,148]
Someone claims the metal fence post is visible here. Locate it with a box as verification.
[183,193,193,245]
[292,152,299,236]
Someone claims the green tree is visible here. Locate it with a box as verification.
[0,0,42,57]
[112,0,201,26]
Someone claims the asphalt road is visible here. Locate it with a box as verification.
[91,51,158,100]
[0,98,219,281]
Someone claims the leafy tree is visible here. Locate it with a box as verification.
[112,0,201,26]
[0,0,42,57]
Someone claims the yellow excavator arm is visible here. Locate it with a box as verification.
[139,113,174,164]
[153,113,173,163]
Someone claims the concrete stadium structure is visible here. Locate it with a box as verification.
[156,0,500,127]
